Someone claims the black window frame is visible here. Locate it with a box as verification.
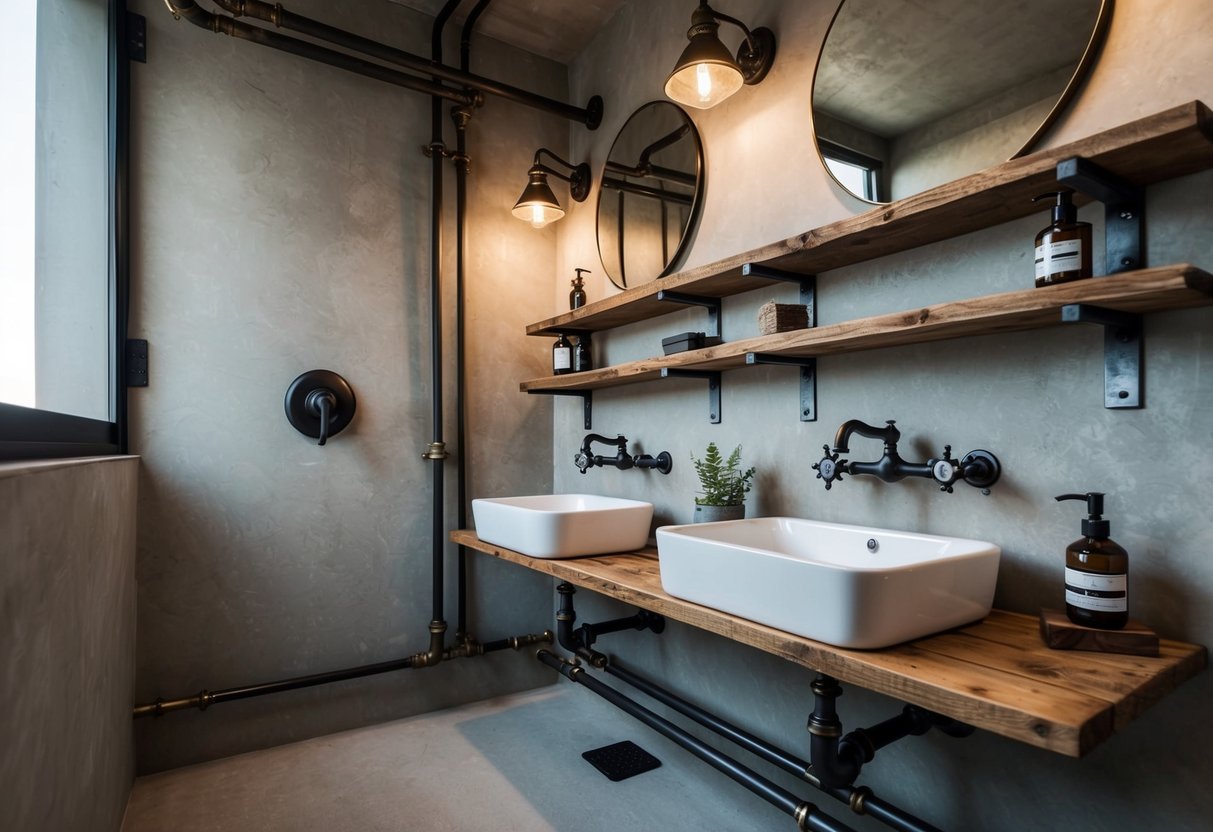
[818,138,885,203]
[0,0,131,462]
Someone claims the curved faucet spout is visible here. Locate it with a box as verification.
[833,419,900,453]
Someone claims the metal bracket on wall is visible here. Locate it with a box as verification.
[1061,304,1143,409]
[125,339,149,387]
[1056,157,1145,275]
[660,369,721,423]
[742,264,817,421]
[127,12,147,63]
[656,291,722,341]
[529,389,593,429]
[745,354,816,421]
[741,263,817,312]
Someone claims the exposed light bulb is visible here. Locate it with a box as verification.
[530,205,547,228]
[696,62,712,103]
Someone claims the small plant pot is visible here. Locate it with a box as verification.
[694,504,745,524]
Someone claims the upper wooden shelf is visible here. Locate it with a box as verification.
[527,101,1213,338]
[520,264,1213,393]
[454,530,1207,758]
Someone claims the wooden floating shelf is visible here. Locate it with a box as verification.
[527,100,1213,338]
[454,531,1208,758]
[520,264,1213,393]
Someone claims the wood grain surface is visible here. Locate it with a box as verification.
[521,265,1213,393]
[526,101,1213,337]
[453,531,1208,757]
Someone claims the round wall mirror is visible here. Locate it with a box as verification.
[811,0,1110,204]
[596,101,704,290]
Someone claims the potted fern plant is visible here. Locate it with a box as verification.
[691,442,755,523]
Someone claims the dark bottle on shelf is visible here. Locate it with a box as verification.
[1033,190,1093,287]
[573,334,592,372]
[1056,492,1129,630]
[570,268,590,310]
[552,333,572,375]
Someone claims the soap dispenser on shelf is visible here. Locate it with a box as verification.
[570,268,590,310]
[1033,190,1092,287]
[1055,491,1129,630]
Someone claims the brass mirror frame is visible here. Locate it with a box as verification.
[596,101,705,290]
[810,0,1113,205]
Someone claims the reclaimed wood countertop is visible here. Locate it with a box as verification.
[453,531,1207,758]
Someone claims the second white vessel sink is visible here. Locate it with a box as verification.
[655,517,999,649]
[472,494,653,559]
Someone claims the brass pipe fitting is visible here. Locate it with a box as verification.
[421,441,449,460]
[508,630,554,650]
[411,620,448,667]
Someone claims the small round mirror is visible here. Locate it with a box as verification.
[811,0,1110,204]
[596,101,704,290]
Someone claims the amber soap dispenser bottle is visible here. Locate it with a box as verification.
[1033,190,1092,287]
[1055,492,1129,630]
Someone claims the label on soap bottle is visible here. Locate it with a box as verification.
[1065,567,1127,612]
[1035,238,1083,280]
[553,347,571,371]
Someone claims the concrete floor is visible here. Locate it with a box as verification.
[121,680,798,831]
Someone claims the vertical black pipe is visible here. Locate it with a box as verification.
[454,0,492,639]
[428,1,462,627]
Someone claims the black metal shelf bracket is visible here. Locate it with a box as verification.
[1061,304,1144,409]
[745,354,817,422]
[656,290,722,340]
[528,389,593,429]
[1056,157,1145,275]
[742,265,818,421]
[741,263,817,313]
[660,369,722,423]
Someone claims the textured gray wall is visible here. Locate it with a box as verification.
[1,457,138,832]
[549,1,1213,830]
[128,0,560,772]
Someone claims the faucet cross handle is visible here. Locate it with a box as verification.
[812,445,846,490]
[932,445,962,492]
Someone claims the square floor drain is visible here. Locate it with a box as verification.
[582,740,662,782]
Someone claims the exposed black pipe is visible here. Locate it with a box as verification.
[454,0,492,640]
[425,0,463,639]
[203,0,602,128]
[602,661,943,832]
[166,1,478,105]
[537,651,857,832]
[133,629,552,718]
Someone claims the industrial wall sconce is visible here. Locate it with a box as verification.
[664,1,776,110]
[512,148,591,229]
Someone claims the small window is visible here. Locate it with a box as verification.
[819,139,884,202]
[0,0,130,460]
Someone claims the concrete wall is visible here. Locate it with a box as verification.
[1,457,138,832]
[128,0,560,772]
[552,1,1213,829]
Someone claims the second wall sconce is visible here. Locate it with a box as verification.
[512,148,591,229]
[664,1,776,110]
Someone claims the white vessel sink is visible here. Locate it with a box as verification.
[471,494,653,559]
[655,517,999,649]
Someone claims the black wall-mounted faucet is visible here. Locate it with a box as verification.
[812,419,1000,494]
[575,433,673,475]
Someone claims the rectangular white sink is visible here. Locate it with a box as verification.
[471,494,653,559]
[655,517,1000,649]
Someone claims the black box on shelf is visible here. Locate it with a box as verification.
[662,331,707,354]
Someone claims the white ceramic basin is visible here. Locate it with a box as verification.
[655,517,999,649]
[471,494,653,559]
